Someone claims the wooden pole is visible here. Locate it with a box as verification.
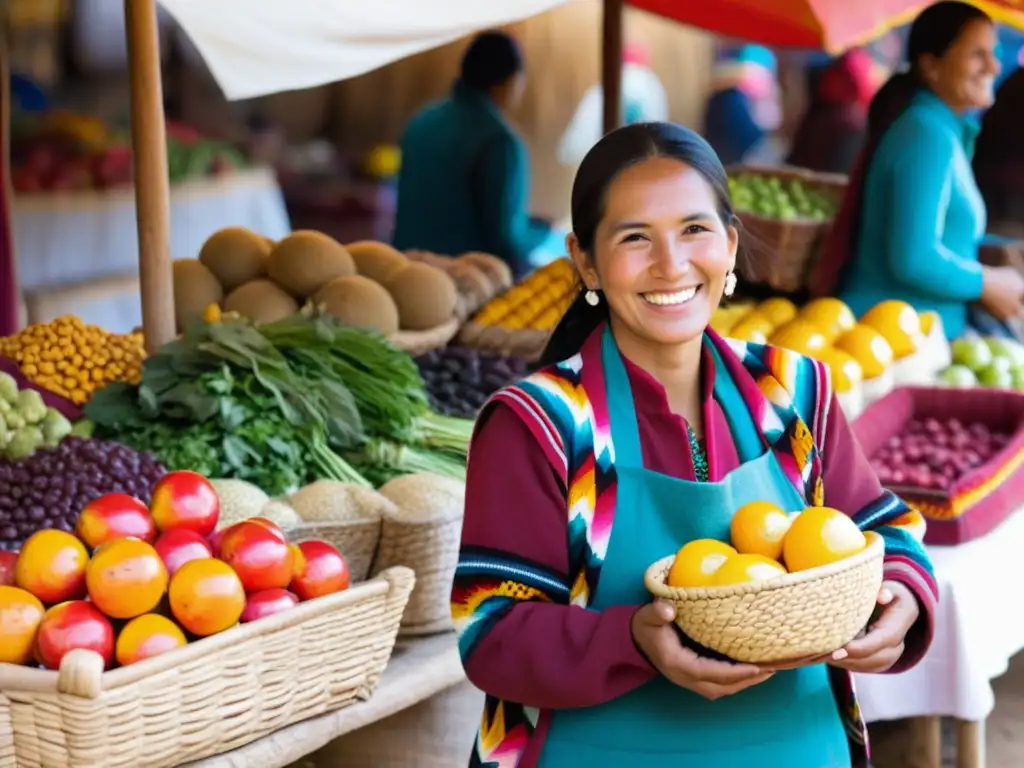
[601,0,624,136]
[125,0,174,353]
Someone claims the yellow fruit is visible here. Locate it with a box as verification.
[730,501,793,560]
[712,554,788,586]
[666,539,738,588]
[202,303,222,323]
[799,298,856,342]
[782,507,867,572]
[860,300,924,359]
[769,320,829,356]
[817,348,864,393]
[729,315,774,344]
[920,311,937,336]
[834,325,894,379]
[757,297,799,327]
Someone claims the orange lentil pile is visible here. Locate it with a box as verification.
[0,316,146,405]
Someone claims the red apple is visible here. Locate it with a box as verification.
[218,522,294,592]
[149,471,220,536]
[75,493,156,549]
[241,588,299,623]
[207,526,231,557]
[34,600,115,670]
[0,551,17,586]
[153,529,213,577]
[289,540,350,601]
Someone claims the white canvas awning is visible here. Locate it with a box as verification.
[157,0,571,100]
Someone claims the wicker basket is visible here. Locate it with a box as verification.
[0,567,414,768]
[455,322,552,363]
[371,511,464,636]
[643,533,884,664]
[729,165,847,293]
[389,317,461,356]
[286,518,382,583]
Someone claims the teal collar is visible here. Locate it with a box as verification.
[912,88,981,153]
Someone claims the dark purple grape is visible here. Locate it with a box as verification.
[0,524,17,540]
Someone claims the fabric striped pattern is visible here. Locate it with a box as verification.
[452,329,935,768]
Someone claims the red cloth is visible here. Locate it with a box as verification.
[818,50,877,108]
[460,345,933,712]
[809,148,869,298]
[0,147,15,336]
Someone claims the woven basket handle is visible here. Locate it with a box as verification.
[379,565,416,608]
[57,649,105,698]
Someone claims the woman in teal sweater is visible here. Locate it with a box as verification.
[392,31,550,279]
[816,2,1024,340]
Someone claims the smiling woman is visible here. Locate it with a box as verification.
[452,122,938,767]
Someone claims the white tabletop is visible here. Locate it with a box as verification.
[856,508,1024,722]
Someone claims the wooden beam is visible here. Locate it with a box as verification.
[600,0,624,136]
[125,0,175,352]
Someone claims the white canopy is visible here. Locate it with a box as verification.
[158,0,571,100]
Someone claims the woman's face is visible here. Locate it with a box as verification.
[569,156,738,351]
[921,19,1001,112]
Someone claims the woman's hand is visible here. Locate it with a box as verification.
[631,600,774,700]
[980,266,1024,321]
[828,581,919,674]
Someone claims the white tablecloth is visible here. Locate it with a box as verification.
[12,167,291,333]
[856,508,1024,723]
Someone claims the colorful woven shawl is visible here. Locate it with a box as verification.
[452,327,934,768]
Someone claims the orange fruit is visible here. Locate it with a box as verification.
[816,348,864,394]
[834,325,894,379]
[0,585,45,664]
[86,538,168,620]
[15,529,89,605]
[729,315,774,344]
[860,300,924,359]
[782,507,867,572]
[712,554,788,586]
[799,298,856,342]
[168,558,245,637]
[757,297,799,327]
[769,320,829,356]
[115,613,187,666]
[665,539,737,588]
[730,501,793,560]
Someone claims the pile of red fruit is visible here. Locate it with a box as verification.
[869,417,1010,492]
[0,471,349,671]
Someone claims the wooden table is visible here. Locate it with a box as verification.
[183,634,465,768]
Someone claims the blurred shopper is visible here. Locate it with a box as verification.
[814,2,1024,340]
[702,45,782,166]
[787,50,878,174]
[974,68,1024,238]
[393,30,549,279]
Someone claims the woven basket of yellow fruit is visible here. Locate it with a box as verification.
[457,258,577,361]
[644,504,884,664]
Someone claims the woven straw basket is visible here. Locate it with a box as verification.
[0,567,414,768]
[644,533,884,664]
[389,317,461,356]
[371,512,464,636]
[287,518,382,582]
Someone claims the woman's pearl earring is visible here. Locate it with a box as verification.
[584,289,600,307]
[723,271,737,297]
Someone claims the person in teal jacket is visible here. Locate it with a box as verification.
[816,2,1024,340]
[392,30,550,279]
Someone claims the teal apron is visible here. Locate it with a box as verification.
[538,330,850,767]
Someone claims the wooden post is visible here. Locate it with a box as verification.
[125,0,175,352]
[601,0,623,136]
